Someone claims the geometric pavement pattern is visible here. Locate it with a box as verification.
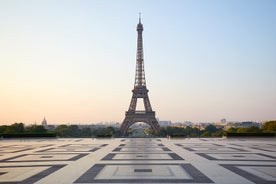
[0,138,275,183]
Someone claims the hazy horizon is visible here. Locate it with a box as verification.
[1,0,275,125]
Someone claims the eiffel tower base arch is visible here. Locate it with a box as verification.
[120,111,160,136]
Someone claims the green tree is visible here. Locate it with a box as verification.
[55,125,82,137]
[188,127,202,137]
[4,123,24,134]
[157,126,202,138]
[202,125,224,137]
[158,127,168,137]
[126,128,134,136]
[55,125,69,137]
[25,125,47,133]
[66,125,81,137]
[106,126,116,136]
[237,126,261,133]
[212,130,226,137]
[92,126,118,137]
[144,127,153,135]
[248,126,262,133]
[205,125,219,134]
[227,127,237,133]
[201,132,210,137]
[0,125,8,133]
[262,121,276,133]
[81,128,92,137]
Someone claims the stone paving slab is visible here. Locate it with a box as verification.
[0,138,275,184]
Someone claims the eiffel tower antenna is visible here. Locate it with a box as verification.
[120,16,160,136]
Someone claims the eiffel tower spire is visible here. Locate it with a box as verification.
[135,13,146,87]
[120,15,160,136]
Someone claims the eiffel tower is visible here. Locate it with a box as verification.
[120,16,160,136]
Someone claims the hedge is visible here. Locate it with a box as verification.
[226,132,275,137]
[0,133,57,138]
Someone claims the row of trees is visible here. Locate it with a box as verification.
[159,121,276,138]
[0,123,47,134]
[156,125,224,138]
[227,121,276,133]
[0,123,52,138]
[225,121,276,137]
[54,125,120,137]
[0,123,120,138]
[0,121,275,138]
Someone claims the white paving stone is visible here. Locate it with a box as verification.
[0,138,275,183]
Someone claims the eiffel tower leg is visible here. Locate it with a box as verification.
[129,96,137,111]
[147,117,160,135]
[143,97,152,112]
[120,116,134,136]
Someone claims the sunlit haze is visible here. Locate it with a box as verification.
[1,0,275,125]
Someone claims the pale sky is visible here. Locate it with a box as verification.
[0,0,275,125]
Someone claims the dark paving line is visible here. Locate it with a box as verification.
[101,153,184,160]
[196,153,276,161]
[74,163,214,183]
[220,164,276,184]
[0,153,89,162]
[0,164,66,184]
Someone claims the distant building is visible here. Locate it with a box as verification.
[226,121,260,129]
[158,121,171,127]
[41,117,47,128]
[241,121,260,128]
[220,118,226,123]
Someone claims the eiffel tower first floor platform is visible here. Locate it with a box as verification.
[120,111,161,136]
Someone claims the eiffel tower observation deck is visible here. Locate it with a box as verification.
[120,16,160,136]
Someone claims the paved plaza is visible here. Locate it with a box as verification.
[0,138,275,184]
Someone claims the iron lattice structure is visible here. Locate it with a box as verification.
[120,17,160,136]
